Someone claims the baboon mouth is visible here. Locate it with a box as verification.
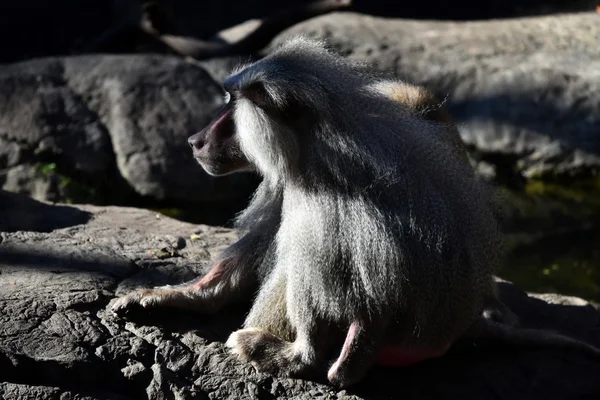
[195,158,229,177]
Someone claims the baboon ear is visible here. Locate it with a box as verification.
[241,81,272,110]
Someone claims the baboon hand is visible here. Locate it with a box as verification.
[110,259,251,316]
[110,287,195,315]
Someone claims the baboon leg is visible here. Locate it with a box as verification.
[243,267,294,341]
[327,319,389,388]
[226,315,328,378]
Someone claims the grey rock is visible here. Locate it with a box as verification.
[0,55,256,210]
[0,382,132,400]
[42,309,106,347]
[0,383,61,400]
[271,12,600,179]
[122,360,149,383]
[1,189,600,399]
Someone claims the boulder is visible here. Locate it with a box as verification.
[1,189,599,399]
[271,12,600,181]
[0,55,257,223]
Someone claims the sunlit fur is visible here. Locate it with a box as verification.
[233,99,298,186]
[112,37,600,388]
[224,36,501,349]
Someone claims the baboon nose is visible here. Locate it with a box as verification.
[188,134,204,150]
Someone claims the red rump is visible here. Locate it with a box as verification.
[375,344,450,367]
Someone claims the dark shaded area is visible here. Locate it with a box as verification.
[1,351,139,400]
[503,228,600,303]
[349,343,600,400]
[0,0,594,64]
[0,245,135,278]
[352,0,594,20]
[114,301,251,343]
[0,0,124,63]
[89,0,353,61]
[343,280,600,399]
[0,190,92,232]
[493,280,600,342]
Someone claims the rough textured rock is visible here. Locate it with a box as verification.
[0,54,257,217]
[1,189,600,399]
[271,12,600,180]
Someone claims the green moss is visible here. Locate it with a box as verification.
[524,176,600,207]
[496,175,600,302]
[39,162,57,176]
[501,230,600,302]
[35,162,97,204]
[495,175,600,236]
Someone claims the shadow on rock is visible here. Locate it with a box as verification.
[109,301,250,344]
[0,190,92,233]
[450,92,600,157]
[345,280,600,399]
[0,246,137,279]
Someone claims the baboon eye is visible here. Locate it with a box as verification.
[241,81,271,110]
[223,91,231,104]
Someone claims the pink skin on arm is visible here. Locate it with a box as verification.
[192,261,228,289]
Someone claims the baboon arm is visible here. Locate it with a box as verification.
[111,248,261,314]
[112,208,279,315]
[191,261,229,289]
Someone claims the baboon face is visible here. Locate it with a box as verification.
[188,93,252,177]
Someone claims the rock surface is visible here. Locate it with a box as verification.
[1,189,599,399]
[272,11,600,180]
[0,54,257,222]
